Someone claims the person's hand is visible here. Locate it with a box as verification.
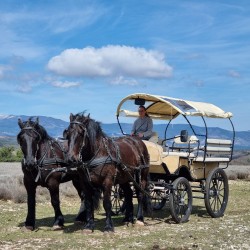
[138,133,144,138]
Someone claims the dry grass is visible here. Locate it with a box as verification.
[0,163,79,204]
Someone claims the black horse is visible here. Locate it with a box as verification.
[17,117,99,230]
[64,113,151,232]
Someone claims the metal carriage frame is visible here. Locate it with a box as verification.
[113,93,235,223]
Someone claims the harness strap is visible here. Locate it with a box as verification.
[44,167,68,183]
[35,168,41,182]
[80,156,115,169]
[39,158,67,167]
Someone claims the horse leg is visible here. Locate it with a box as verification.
[135,187,144,224]
[47,180,64,230]
[72,178,86,224]
[135,174,149,225]
[120,182,134,225]
[23,176,36,230]
[102,180,114,232]
[82,189,95,233]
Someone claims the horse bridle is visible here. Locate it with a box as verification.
[19,126,42,166]
[69,121,89,162]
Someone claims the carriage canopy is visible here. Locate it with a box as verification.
[116,93,233,120]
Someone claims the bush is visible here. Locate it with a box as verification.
[0,186,12,201]
[0,146,22,162]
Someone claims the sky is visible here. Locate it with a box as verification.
[0,0,249,131]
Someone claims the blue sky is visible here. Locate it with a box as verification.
[0,0,249,131]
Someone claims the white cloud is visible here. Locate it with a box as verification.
[110,76,139,86]
[17,84,32,93]
[228,70,240,78]
[47,45,173,79]
[0,65,12,79]
[51,80,80,88]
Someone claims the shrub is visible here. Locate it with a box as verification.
[0,176,26,203]
[237,172,249,180]
[0,146,22,162]
[227,171,250,180]
[0,186,12,201]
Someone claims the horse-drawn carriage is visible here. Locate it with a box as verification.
[17,92,235,232]
[113,93,235,223]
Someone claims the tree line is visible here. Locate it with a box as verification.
[0,146,23,162]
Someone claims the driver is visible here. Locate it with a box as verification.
[131,105,153,140]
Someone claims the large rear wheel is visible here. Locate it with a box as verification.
[169,177,192,223]
[205,168,229,218]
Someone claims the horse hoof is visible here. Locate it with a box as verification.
[135,220,145,226]
[52,225,64,231]
[82,229,93,234]
[123,222,133,227]
[22,226,34,231]
[74,220,84,225]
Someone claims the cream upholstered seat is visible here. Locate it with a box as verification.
[148,132,159,144]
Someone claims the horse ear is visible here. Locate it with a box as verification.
[35,117,39,125]
[87,113,90,118]
[18,118,24,129]
[70,113,74,122]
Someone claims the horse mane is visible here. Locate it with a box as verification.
[74,113,106,152]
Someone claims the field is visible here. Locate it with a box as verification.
[0,163,250,250]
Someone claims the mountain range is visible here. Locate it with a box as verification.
[0,114,249,149]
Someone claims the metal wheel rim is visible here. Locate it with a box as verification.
[172,182,191,219]
[207,171,226,213]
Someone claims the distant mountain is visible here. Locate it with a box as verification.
[0,114,249,149]
[0,115,68,137]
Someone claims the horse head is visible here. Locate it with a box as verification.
[64,113,90,165]
[17,117,42,170]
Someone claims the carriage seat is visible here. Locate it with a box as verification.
[160,135,199,158]
[168,135,199,156]
[148,131,159,144]
[193,139,233,162]
[142,140,163,165]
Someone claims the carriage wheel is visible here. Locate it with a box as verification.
[169,177,192,223]
[150,188,167,210]
[205,168,229,218]
[111,184,125,215]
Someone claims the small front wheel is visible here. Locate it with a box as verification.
[205,168,229,218]
[111,184,125,215]
[169,177,192,223]
[150,188,167,210]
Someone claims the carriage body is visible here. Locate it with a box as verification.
[116,93,235,222]
[144,139,230,180]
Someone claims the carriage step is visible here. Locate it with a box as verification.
[192,196,204,199]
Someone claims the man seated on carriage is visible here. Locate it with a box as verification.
[131,105,153,140]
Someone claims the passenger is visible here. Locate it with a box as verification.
[131,105,153,140]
